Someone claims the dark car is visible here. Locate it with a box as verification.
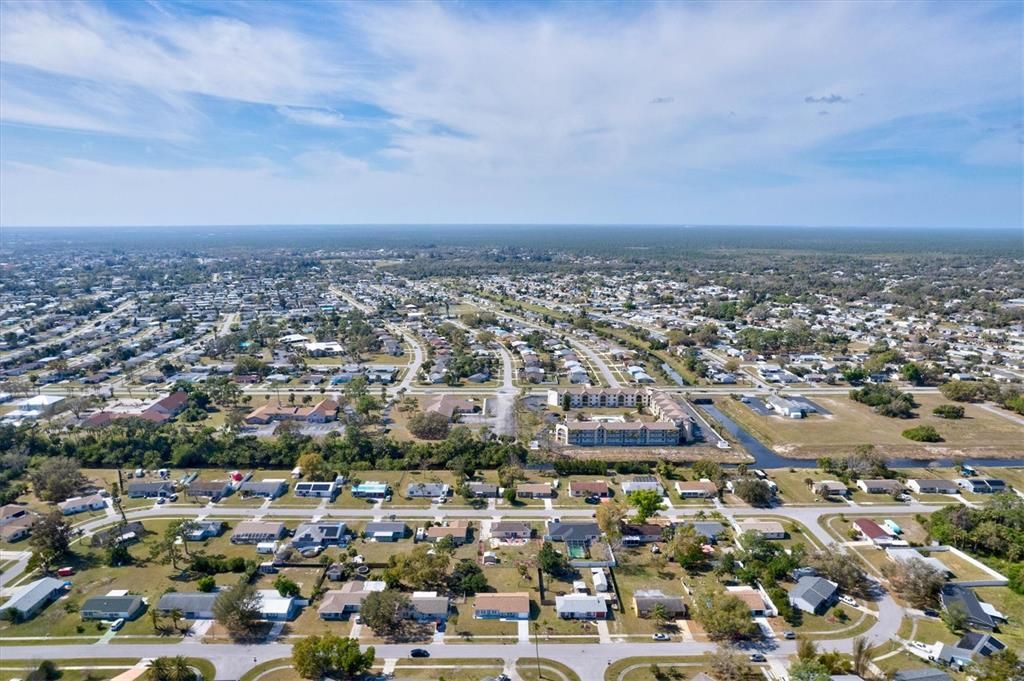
[584,496,600,505]
[749,653,766,663]
[922,608,939,617]
[410,649,430,658]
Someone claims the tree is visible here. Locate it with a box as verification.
[796,637,818,660]
[408,411,451,440]
[902,425,943,442]
[971,649,1024,681]
[805,547,871,598]
[296,453,332,482]
[538,541,572,577]
[384,544,451,590]
[449,559,489,596]
[941,602,968,633]
[933,404,965,419]
[939,380,986,402]
[292,634,375,680]
[627,489,666,523]
[707,646,752,681]
[650,603,669,629]
[788,658,831,681]
[29,511,73,572]
[360,590,410,638]
[595,500,627,539]
[274,574,301,598]
[149,656,196,681]
[731,479,773,507]
[690,587,759,641]
[561,392,571,412]
[33,660,61,681]
[881,559,944,608]
[850,636,870,677]
[212,581,263,640]
[29,456,87,503]
[667,523,706,571]
[692,460,723,483]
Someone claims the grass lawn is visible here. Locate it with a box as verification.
[610,548,689,637]
[764,469,852,506]
[927,550,997,582]
[517,658,583,681]
[713,394,1024,460]
[604,656,713,681]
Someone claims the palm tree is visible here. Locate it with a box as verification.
[170,608,183,633]
[149,607,161,633]
[851,636,870,676]
[149,656,195,681]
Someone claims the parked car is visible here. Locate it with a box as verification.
[783,631,796,640]
[110,618,125,631]
[584,496,600,505]
[839,595,857,606]
[156,498,166,505]
[749,653,766,662]
[922,608,939,618]
[410,649,430,658]
[652,633,670,641]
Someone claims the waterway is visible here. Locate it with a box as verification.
[695,403,1024,470]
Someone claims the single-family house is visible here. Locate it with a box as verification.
[231,520,286,544]
[789,576,839,615]
[291,521,347,549]
[955,479,1007,494]
[545,521,601,544]
[424,521,470,546]
[728,587,772,617]
[294,480,341,499]
[490,521,532,540]
[736,520,786,539]
[466,482,499,498]
[856,479,903,495]
[58,494,107,516]
[406,482,450,499]
[621,523,665,545]
[517,483,554,499]
[408,592,450,622]
[674,481,718,499]
[186,480,232,502]
[239,479,288,499]
[318,581,387,620]
[906,479,959,495]
[632,590,687,618]
[363,521,407,542]
[620,476,665,496]
[935,632,1006,668]
[351,482,390,499]
[853,518,893,546]
[940,584,998,631]
[474,592,531,620]
[80,595,146,621]
[555,594,608,620]
[90,521,144,547]
[0,577,66,620]
[813,480,849,497]
[184,520,224,541]
[126,481,174,498]
[568,480,610,498]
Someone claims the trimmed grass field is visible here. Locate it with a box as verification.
[714,393,1024,460]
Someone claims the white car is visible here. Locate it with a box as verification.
[839,595,857,606]
[110,618,125,631]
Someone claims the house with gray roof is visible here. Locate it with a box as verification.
[363,521,407,542]
[939,584,997,631]
[0,577,66,620]
[126,481,174,498]
[789,575,839,615]
[406,482,450,499]
[891,670,952,681]
[239,479,288,499]
[466,482,499,498]
[291,521,347,549]
[157,592,217,619]
[545,521,600,544]
[632,589,686,618]
[81,595,145,620]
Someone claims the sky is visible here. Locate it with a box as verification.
[0,0,1021,229]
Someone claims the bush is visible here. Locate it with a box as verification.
[932,404,964,419]
[902,425,943,442]
[197,575,216,592]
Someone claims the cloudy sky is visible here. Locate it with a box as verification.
[1,0,1021,228]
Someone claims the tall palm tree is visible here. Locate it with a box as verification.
[170,608,183,633]
[851,636,870,676]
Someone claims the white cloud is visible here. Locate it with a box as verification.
[276,107,348,128]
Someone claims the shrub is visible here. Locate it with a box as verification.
[902,425,943,442]
[932,404,964,419]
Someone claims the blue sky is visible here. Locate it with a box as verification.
[0,0,1021,228]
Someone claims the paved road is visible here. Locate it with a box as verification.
[6,498,945,678]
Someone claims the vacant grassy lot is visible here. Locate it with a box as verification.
[714,394,1024,460]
